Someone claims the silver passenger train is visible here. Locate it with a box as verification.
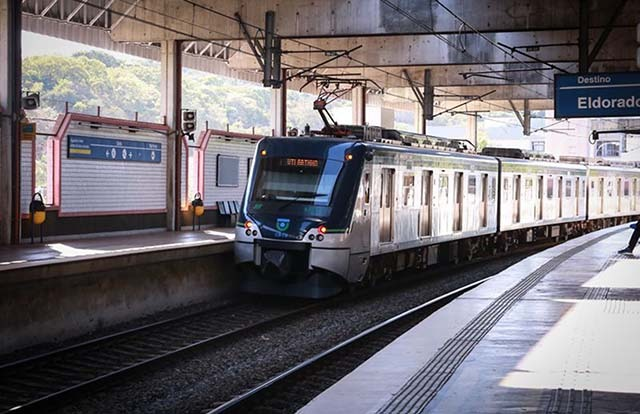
[235,129,640,298]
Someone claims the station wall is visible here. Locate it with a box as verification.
[20,115,262,240]
[20,113,170,240]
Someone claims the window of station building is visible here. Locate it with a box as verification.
[403,174,415,206]
[565,180,572,198]
[468,175,477,195]
[439,175,449,200]
[547,177,554,199]
[531,141,545,152]
[595,141,620,157]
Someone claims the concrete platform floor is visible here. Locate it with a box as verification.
[300,225,640,414]
[0,228,234,272]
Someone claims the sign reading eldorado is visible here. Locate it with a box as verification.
[67,135,161,163]
[554,72,640,118]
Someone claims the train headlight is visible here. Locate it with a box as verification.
[252,230,258,236]
[309,234,315,241]
[318,225,327,234]
[245,229,252,236]
[317,234,324,241]
[244,220,253,229]
[345,153,353,161]
[260,149,267,156]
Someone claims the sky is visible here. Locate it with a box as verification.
[22,31,143,62]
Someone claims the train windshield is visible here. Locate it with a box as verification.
[250,156,344,214]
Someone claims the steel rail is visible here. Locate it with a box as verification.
[205,277,491,414]
[0,299,320,414]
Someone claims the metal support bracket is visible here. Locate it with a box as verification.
[508,99,531,136]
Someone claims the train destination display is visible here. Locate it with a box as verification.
[67,135,161,163]
[554,72,640,118]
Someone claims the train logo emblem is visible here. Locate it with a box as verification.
[276,218,290,232]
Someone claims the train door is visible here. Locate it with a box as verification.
[598,178,605,214]
[557,177,563,218]
[379,168,395,243]
[633,179,638,211]
[453,172,463,232]
[480,174,488,227]
[419,170,433,237]
[617,178,622,212]
[537,176,544,220]
[513,175,521,223]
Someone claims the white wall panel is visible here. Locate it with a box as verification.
[202,138,256,206]
[20,141,33,215]
[60,128,166,214]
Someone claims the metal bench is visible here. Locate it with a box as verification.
[216,200,240,226]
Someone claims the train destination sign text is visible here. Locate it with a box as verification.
[554,72,640,118]
[67,135,161,163]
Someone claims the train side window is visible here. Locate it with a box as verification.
[468,175,476,195]
[490,177,497,200]
[403,174,415,206]
[503,177,510,200]
[525,178,533,200]
[547,177,554,199]
[439,175,449,199]
[363,173,370,204]
[624,179,630,197]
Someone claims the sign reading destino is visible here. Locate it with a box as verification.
[554,72,640,118]
[67,135,161,163]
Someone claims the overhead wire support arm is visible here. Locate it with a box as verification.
[587,0,628,69]
[402,69,424,106]
[497,42,571,74]
[235,12,264,70]
[432,90,496,118]
[286,45,363,81]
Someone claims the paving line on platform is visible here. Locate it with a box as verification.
[376,228,624,414]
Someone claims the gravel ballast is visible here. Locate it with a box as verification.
[55,253,532,414]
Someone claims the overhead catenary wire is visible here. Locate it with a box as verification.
[53,0,593,137]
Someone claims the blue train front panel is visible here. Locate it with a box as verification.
[235,137,367,297]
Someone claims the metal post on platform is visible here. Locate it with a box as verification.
[0,0,22,245]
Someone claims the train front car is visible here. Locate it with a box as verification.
[235,137,367,298]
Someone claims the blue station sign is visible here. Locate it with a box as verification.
[67,135,161,163]
[554,72,640,118]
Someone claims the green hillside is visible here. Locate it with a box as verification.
[22,50,331,135]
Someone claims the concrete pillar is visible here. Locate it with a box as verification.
[380,107,395,129]
[467,114,478,149]
[270,71,286,136]
[351,86,366,126]
[160,41,181,231]
[414,102,425,134]
[0,0,21,244]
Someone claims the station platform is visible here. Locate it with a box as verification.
[300,225,640,414]
[0,228,234,280]
[0,229,236,354]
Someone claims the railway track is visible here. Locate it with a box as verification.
[0,241,550,414]
[0,298,318,414]
[206,279,488,414]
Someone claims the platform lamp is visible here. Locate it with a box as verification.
[191,193,205,231]
[29,192,46,244]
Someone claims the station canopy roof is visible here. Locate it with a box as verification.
[21,0,640,112]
